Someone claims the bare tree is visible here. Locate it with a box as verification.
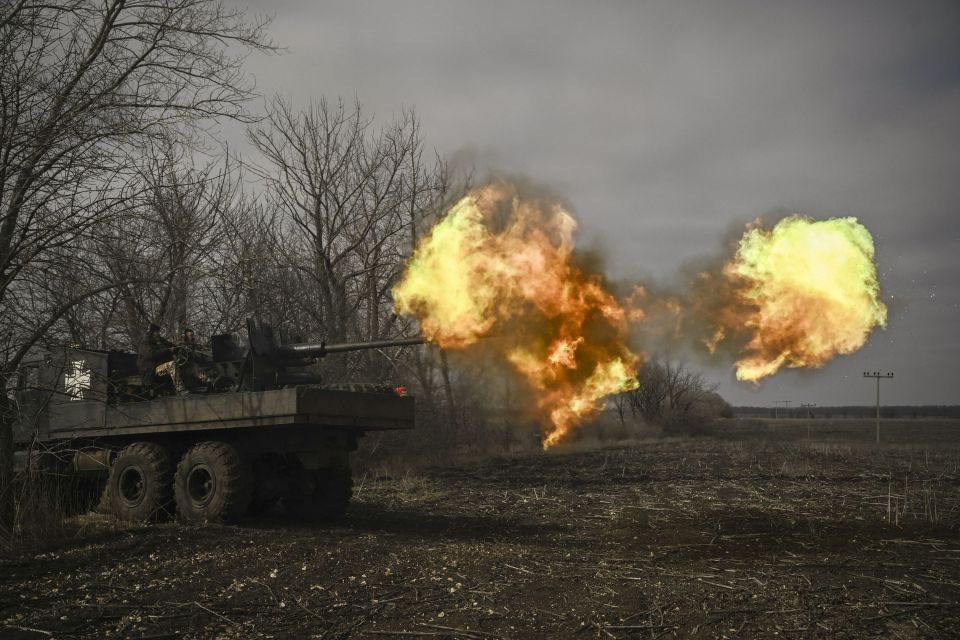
[629,360,670,423]
[623,358,725,434]
[662,360,711,417]
[248,97,445,381]
[0,0,273,540]
[202,198,285,335]
[98,142,243,344]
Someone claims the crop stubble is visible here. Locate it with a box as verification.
[2,419,959,639]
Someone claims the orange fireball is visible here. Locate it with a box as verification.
[393,183,639,447]
[705,215,888,381]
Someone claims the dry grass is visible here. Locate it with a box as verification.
[1,469,109,558]
[2,474,69,557]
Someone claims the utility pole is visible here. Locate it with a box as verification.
[801,402,817,439]
[773,400,791,419]
[863,371,894,444]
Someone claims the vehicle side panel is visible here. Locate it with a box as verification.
[41,388,414,441]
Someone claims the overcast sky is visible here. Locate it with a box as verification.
[235,0,959,407]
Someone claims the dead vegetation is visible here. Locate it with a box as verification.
[2,419,960,639]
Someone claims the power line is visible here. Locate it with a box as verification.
[801,402,817,439]
[773,400,791,419]
[863,371,894,444]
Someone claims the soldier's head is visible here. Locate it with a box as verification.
[183,328,195,344]
[148,323,162,336]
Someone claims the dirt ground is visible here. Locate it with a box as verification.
[2,419,960,639]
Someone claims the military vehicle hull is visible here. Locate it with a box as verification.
[44,387,414,440]
[14,320,421,525]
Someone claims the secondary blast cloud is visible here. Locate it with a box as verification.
[394,180,888,446]
[634,215,888,382]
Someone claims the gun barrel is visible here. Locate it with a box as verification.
[278,336,427,358]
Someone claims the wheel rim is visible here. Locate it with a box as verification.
[118,466,146,507]
[186,464,216,508]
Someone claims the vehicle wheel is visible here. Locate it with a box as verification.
[108,442,174,522]
[174,441,252,524]
[285,468,353,522]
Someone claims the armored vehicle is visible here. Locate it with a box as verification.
[11,320,423,523]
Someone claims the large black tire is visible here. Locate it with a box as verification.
[108,442,174,522]
[174,441,252,524]
[285,468,353,522]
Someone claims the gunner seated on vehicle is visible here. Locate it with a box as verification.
[137,323,185,395]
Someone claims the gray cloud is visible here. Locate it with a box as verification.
[238,0,960,406]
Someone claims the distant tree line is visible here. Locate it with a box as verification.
[734,406,960,419]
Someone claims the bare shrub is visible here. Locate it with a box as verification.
[2,465,79,556]
[619,359,732,437]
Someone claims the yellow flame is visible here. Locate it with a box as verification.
[723,215,887,381]
[543,358,639,448]
[393,183,640,447]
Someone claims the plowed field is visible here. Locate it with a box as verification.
[3,420,960,639]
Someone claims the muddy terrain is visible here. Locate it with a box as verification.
[3,420,960,639]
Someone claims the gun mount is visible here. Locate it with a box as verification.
[202,319,428,393]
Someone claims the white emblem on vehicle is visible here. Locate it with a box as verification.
[64,359,92,401]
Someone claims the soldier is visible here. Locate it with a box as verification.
[178,327,210,392]
[137,323,184,394]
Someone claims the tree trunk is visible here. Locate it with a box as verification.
[439,350,458,431]
[0,378,15,541]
